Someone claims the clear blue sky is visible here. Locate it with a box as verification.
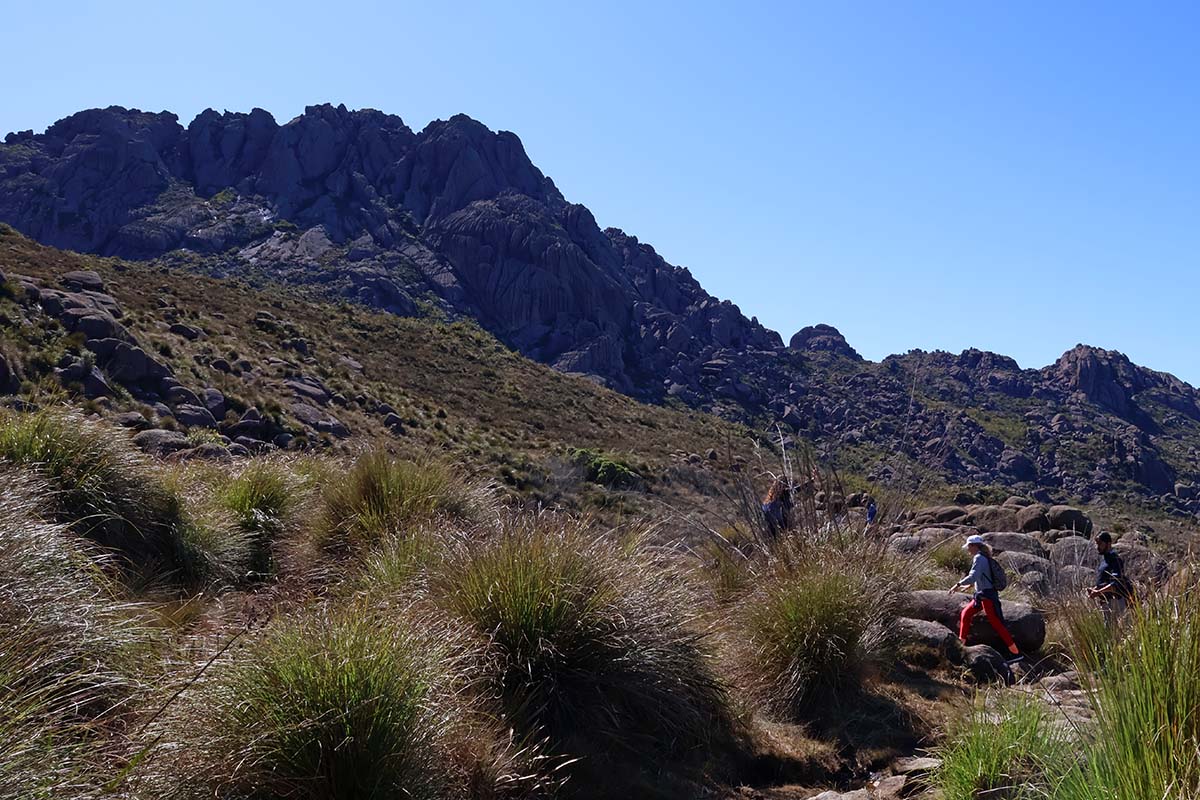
[4,1,1198,384]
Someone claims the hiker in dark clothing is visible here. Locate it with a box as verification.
[1088,532,1133,622]
[865,500,878,525]
[761,478,793,539]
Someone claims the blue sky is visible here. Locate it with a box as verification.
[4,1,1198,384]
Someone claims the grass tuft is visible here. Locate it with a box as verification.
[740,540,907,719]
[155,605,463,800]
[319,451,490,553]
[432,515,734,787]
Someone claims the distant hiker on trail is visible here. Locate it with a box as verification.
[762,478,793,539]
[866,500,878,525]
[950,534,1024,664]
[1088,532,1134,622]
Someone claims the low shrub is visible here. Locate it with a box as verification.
[318,451,489,553]
[930,540,973,574]
[431,515,733,789]
[568,447,642,490]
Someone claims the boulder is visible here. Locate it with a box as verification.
[963,644,1012,683]
[173,404,218,428]
[111,411,150,429]
[964,505,1020,533]
[1057,565,1096,590]
[997,550,1054,578]
[67,311,128,341]
[1113,541,1171,585]
[913,505,968,525]
[169,322,202,340]
[982,531,1048,559]
[87,340,172,383]
[896,590,1045,652]
[169,443,232,462]
[1049,536,1097,571]
[1016,504,1051,533]
[60,270,106,292]
[896,617,963,662]
[202,387,226,418]
[132,429,190,456]
[887,527,956,554]
[1047,506,1092,536]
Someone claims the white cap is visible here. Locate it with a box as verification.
[962,534,986,549]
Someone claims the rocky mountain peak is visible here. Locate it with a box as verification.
[788,324,861,359]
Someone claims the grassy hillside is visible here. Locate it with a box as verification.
[0,225,767,523]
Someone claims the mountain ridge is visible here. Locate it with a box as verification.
[2,104,1199,508]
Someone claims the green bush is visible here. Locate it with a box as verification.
[568,448,642,489]
[318,451,488,553]
[930,540,973,574]
[432,517,732,777]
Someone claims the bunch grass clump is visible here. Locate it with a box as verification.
[934,696,1070,799]
[0,474,154,799]
[319,451,490,553]
[432,515,734,775]
[1056,587,1200,799]
[155,605,468,800]
[739,538,908,719]
[0,409,219,584]
[217,459,302,574]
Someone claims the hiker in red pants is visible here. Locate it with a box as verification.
[949,534,1024,664]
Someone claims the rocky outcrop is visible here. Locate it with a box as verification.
[788,324,861,359]
[0,105,779,396]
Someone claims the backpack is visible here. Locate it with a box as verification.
[986,555,1009,592]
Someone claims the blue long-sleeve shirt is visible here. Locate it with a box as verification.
[957,553,996,593]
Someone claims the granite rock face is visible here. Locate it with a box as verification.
[0,105,778,395]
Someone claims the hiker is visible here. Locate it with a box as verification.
[949,534,1023,664]
[761,478,793,538]
[865,500,878,525]
[1088,532,1133,622]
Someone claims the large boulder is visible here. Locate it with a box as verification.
[896,590,1046,653]
[1047,506,1093,536]
[895,617,963,663]
[1113,541,1171,585]
[132,429,190,456]
[982,531,1048,559]
[1049,536,1097,571]
[1016,504,1051,533]
[912,505,969,525]
[963,644,1013,684]
[963,505,1019,533]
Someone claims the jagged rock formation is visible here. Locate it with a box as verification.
[0,105,778,396]
[2,105,1199,506]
